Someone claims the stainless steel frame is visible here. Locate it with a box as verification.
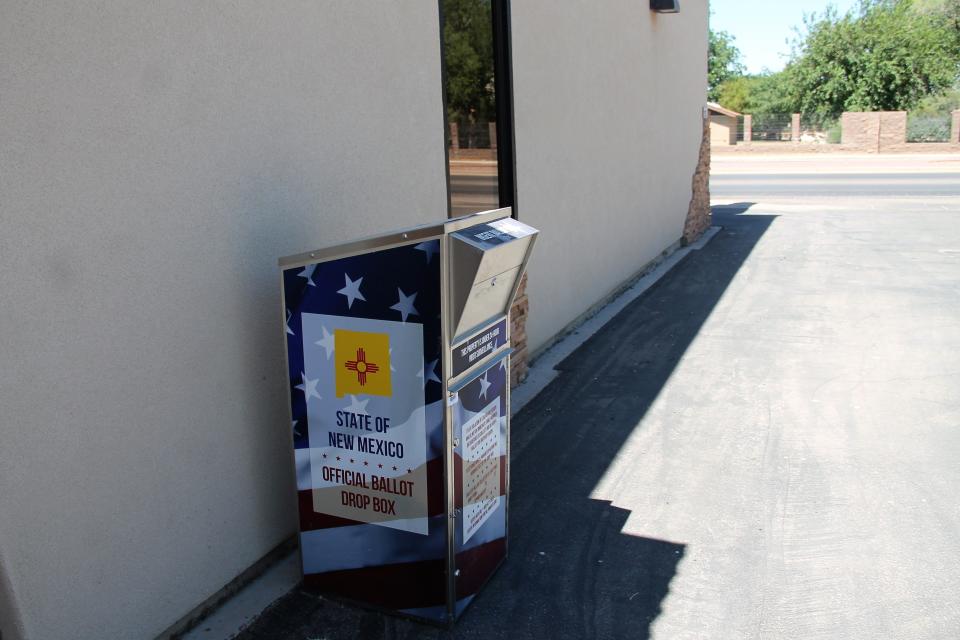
[279,208,511,271]
[440,226,457,622]
[439,208,513,622]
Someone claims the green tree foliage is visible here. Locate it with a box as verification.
[911,86,960,114]
[716,76,752,112]
[907,86,960,140]
[708,29,745,101]
[717,74,793,114]
[442,0,495,125]
[781,0,960,116]
[914,0,960,37]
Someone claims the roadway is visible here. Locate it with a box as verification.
[448,154,960,201]
[449,172,500,218]
[711,152,960,198]
[710,173,960,197]
[711,171,960,197]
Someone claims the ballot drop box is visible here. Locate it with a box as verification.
[279,208,537,625]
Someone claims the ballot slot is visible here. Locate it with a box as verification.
[449,217,538,343]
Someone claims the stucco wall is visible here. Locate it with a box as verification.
[710,114,737,146]
[0,3,446,639]
[511,1,708,354]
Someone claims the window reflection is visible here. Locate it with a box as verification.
[442,0,500,217]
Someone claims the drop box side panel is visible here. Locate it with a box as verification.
[283,239,448,621]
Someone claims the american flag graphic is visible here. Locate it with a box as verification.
[283,238,508,623]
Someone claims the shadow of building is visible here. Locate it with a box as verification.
[233,202,774,640]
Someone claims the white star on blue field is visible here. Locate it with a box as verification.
[337,273,366,309]
[479,370,492,399]
[298,264,317,287]
[417,359,441,388]
[342,395,370,416]
[415,241,439,263]
[295,372,321,403]
[390,288,419,322]
[314,325,335,360]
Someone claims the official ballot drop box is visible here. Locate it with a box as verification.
[279,208,537,625]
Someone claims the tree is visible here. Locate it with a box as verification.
[708,29,745,102]
[717,74,793,114]
[781,0,960,116]
[911,86,960,115]
[442,0,495,125]
[716,76,753,112]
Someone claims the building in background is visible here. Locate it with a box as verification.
[708,102,741,146]
[0,2,707,638]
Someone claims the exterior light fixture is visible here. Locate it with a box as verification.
[650,0,680,12]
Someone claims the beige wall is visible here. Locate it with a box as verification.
[710,114,737,146]
[1,2,709,637]
[0,3,447,639]
[512,1,708,353]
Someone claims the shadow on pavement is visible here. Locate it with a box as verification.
[234,202,772,640]
[710,201,757,216]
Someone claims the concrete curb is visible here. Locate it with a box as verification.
[180,552,301,640]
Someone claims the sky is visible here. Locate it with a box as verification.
[710,0,861,74]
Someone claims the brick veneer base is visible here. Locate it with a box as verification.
[683,113,711,245]
[509,273,529,388]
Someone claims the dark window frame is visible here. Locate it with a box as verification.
[491,0,516,217]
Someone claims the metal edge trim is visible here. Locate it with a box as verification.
[440,233,457,622]
[450,313,510,366]
[503,230,537,323]
[442,207,512,234]
[278,208,512,270]
[503,351,511,561]
[278,225,444,270]
[278,272,305,578]
[446,349,512,395]
[447,345,512,391]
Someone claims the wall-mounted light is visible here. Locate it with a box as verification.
[650,0,680,13]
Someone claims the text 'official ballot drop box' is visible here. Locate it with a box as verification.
[279,208,537,625]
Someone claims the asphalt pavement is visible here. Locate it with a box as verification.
[233,154,960,639]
